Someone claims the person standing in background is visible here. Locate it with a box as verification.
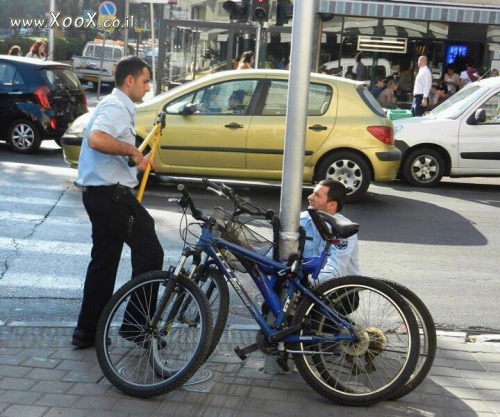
[8,45,22,56]
[237,51,254,70]
[411,55,432,117]
[26,40,46,59]
[459,61,478,90]
[352,52,366,81]
[443,66,460,95]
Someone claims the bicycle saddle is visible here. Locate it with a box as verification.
[308,209,359,240]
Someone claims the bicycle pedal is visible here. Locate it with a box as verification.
[234,343,258,360]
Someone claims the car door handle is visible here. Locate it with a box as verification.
[308,124,328,131]
[224,122,244,129]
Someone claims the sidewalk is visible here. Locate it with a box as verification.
[0,324,499,417]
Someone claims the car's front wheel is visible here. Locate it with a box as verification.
[8,120,42,154]
[402,148,444,187]
[317,151,371,203]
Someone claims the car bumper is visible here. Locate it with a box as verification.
[368,147,402,182]
[61,136,82,168]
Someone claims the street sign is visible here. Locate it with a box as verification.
[98,1,117,31]
[99,1,117,16]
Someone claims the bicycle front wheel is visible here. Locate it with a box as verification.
[95,271,213,398]
[291,276,420,407]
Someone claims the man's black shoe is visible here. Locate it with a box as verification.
[71,327,111,349]
[71,328,96,349]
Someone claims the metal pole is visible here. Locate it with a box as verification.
[264,0,316,375]
[279,1,315,255]
[124,0,129,56]
[48,0,55,60]
[150,0,156,95]
[255,23,261,69]
[97,32,106,100]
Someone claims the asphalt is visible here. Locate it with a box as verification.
[0,322,499,417]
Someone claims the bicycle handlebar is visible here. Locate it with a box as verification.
[177,184,207,222]
[201,178,275,220]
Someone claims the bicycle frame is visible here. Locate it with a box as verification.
[179,222,355,346]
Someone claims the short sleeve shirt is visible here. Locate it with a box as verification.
[299,211,361,281]
[76,88,138,188]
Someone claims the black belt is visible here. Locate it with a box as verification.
[82,184,132,193]
[414,94,423,97]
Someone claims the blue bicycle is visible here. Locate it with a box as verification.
[96,179,421,406]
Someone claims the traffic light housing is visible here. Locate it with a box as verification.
[251,0,270,23]
[276,0,293,26]
[222,0,250,22]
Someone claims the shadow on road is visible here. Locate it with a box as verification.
[148,177,489,247]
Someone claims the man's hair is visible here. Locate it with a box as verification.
[115,56,151,86]
[318,179,347,212]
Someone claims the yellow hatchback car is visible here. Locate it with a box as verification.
[62,69,401,202]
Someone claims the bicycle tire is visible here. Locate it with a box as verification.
[192,264,230,360]
[290,275,420,406]
[95,271,213,398]
[378,279,437,400]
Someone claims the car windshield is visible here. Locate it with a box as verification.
[41,68,82,92]
[430,84,483,119]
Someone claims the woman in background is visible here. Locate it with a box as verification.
[26,40,46,60]
[237,51,254,70]
[8,45,22,56]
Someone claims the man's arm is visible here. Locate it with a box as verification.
[88,130,144,167]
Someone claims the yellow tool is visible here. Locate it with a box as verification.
[133,112,166,202]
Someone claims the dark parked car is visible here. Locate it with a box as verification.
[0,56,88,153]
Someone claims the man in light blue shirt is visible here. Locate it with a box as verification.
[300,179,360,281]
[72,56,164,348]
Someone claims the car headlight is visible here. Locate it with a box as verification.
[65,119,88,137]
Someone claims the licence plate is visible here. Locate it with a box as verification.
[84,76,98,82]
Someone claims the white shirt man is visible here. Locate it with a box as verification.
[412,55,432,116]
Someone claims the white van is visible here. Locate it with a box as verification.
[323,58,392,81]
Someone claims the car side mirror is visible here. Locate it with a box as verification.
[179,103,196,116]
[468,108,486,125]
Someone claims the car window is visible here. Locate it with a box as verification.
[40,68,82,92]
[113,48,122,60]
[262,80,333,116]
[94,46,113,59]
[0,63,25,86]
[166,79,259,115]
[432,85,483,119]
[359,85,386,117]
[479,92,500,124]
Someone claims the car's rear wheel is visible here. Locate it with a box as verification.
[8,120,42,154]
[317,151,371,203]
[403,148,444,187]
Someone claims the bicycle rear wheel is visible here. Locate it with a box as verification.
[95,271,213,398]
[291,276,420,406]
[378,279,437,400]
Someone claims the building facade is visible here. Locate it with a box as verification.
[149,0,500,85]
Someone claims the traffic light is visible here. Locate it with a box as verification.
[251,0,270,23]
[223,0,250,22]
[276,0,293,26]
